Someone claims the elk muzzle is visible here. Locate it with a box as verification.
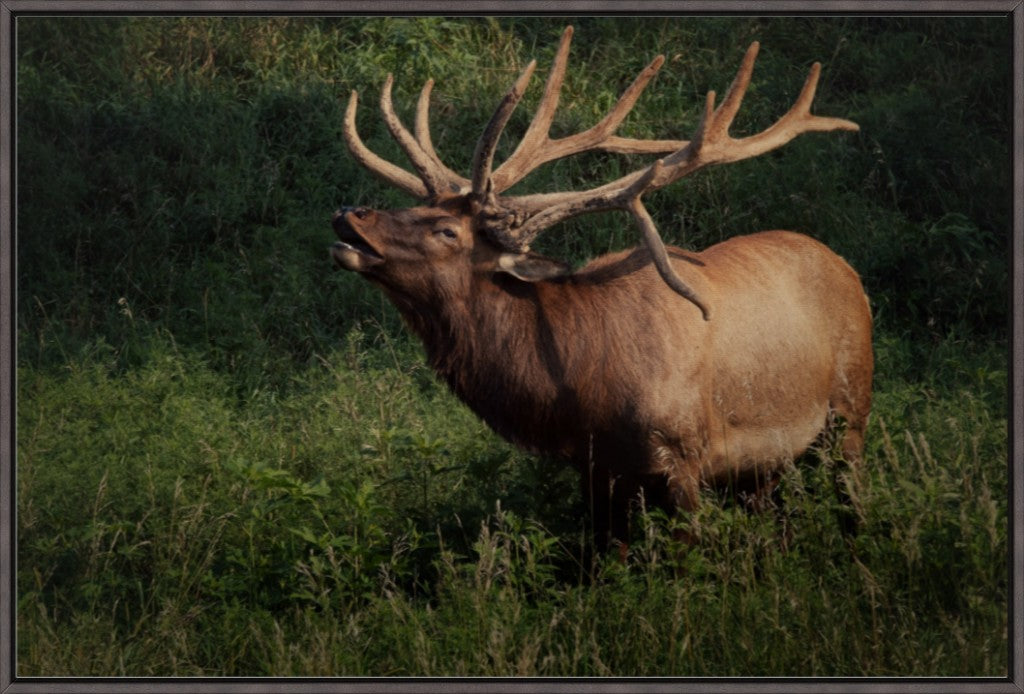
[331,207,385,271]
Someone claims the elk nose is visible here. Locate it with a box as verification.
[332,206,369,228]
[332,207,355,233]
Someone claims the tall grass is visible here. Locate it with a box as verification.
[15,16,1010,676]
[16,333,1008,676]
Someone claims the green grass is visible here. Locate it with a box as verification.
[16,332,1008,676]
[15,16,1010,676]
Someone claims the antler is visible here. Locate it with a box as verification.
[504,42,859,246]
[342,28,858,320]
[344,75,469,198]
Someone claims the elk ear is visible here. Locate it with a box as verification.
[496,253,571,282]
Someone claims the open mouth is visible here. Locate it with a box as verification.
[331,214,384,268]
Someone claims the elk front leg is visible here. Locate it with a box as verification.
[650,427,705,548]
[580,461,634,561]
[580,459,612,555]
[665,464,702,548]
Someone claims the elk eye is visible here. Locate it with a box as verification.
[354,208,370,220]
[439,227,457,239]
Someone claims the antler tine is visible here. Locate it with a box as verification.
[705,42,759,141]
[488,26,573,192]
[415,79,471,194]
[471,60,537,201]
[381,74,464,198]
[629,195,710,320]
[343,90,430,199]
[414,79,437,153]
[777,62,861,135]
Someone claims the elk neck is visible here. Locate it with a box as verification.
[381,268,642,458]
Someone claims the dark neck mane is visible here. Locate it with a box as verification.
[386,275,578,455]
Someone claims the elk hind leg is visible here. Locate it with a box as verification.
[827,384,872,541]
[740,470,792,552]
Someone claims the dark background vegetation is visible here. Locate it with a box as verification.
[15,16,1010,675]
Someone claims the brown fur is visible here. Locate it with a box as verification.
[331,198,873,551]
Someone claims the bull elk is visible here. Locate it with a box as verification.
[331,27,873,554]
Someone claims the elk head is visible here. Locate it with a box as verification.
[332,26,859,320]
[331,197,570,310]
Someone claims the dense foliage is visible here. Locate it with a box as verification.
[16,16,1010,676]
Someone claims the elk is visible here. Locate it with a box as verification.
[331,27,873,554]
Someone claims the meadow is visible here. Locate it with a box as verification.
[14,16,1011,677]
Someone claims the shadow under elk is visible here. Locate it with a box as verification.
[330,27,873,557]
